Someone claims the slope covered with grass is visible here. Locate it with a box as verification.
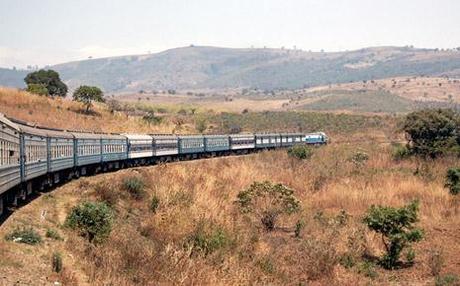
[1,143,459,285]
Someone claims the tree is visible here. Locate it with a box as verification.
[363,200,423,269]
[24,69,67,97]
[236,181,301,231]
[73,85,104,113]
[402,109,460,158]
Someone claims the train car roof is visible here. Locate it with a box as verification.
[255,133,280,136]
[229,133,255,137]
[122,134,153,140]
[151,134,177,139]
[204,134,229,138]
[101,134,127,140]
[178,135,204,139]
[0,113,21,131]
[70,132,102,139]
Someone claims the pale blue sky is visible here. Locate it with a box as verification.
[1,0,459,68]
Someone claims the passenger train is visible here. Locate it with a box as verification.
[0,113,328,216]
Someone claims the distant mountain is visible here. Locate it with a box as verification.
[1,46,460,92]
[0,68,27,89]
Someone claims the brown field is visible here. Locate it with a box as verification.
[118,92,289,113]
[1,139,459,285]
[0,87,175,133]
[307,76,460,103]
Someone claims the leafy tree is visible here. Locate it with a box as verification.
[73,85,104,113]
[363,200,423,269]
[236,181,301,231]
[26,83,48,96]
[24,69,67,97]
[65,201,114,243]
[402,109,460,158]
[445,168,460,195]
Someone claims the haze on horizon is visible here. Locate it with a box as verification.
[1,0,459,69]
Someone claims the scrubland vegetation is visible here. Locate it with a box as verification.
[1,87,460,285]
[1,138,460,285]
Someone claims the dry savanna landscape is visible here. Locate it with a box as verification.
[0,87,460,285]
[1,3,460,284]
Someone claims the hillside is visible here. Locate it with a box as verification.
[1,46,460,92]
[1,144,459,285]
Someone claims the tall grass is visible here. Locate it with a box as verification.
[56,141,460,285]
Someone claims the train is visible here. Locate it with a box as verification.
[0,113,328,216]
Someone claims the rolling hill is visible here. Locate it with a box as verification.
[1,46,460,93]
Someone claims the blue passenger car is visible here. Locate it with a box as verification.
[178,135,205,154]
[71,132,102,167]
[204,135,230,152]
[101,134,128,162]
[19,124,48,182]
[0,114,21,208]
[255,133,279,148]
[46,129,75,173]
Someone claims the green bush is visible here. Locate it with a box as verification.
[445,168,460,195]
[65,201,114,243]
[357,261,378,279]
[237,181,301,231]
[122,176,146,200]
[363,200,423,269]
[5,227,42,245]
[392,144,411,161]
[287,145,313,160]
[187,222,230,256]
[52,251,63,273]
[150,195,160,213]
[46,228,62,241]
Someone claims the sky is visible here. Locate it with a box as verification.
[1,0,459,68]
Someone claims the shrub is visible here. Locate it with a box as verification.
[150,195,160,213]
[122,176,146,200]
[392,144,411,161]
[65,201,114,243]
[5,227,42,245]
[52,251,63,273]
[46,228,62,241]
[357,261,378,279]
[187,222,230,256]
[237,181,301,231]
[363,200,423,269]
[445,168,460,195]
[287,145,313,160]
[257,257,275,274]
[349,151,369,167]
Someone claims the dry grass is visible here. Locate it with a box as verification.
[0,87,175,133]
[308,76,460,103]
[1,141,459,285]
